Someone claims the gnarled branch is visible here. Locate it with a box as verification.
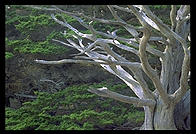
[139,27,170,105]
[88,87,155,107]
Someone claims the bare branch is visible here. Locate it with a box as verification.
[94,30,163,57]
[34,58,141,69]
[130,67,156,100]
[86,51,146,99]
[172,46,190,104]
[141,5,189,50]
[169,19,190,92]
[108,5,140,39]
[127,5,150,29]
[107,5,123,21]
[88,87,155,107]
[52,39,76,48]
[110,5,144,38]
[159,45,172,91]
[84,49,145,99]
[52,6,163,58]
[40,78,59,85]
[38,31,144,99]
[51,14,95,41]
[97,40,155,99]
[170,5,177,30]
[176,5,190,33]
[139,28,170,105]
[23,5,56,11]
[139,6,173,40]
[112,5,132,13]
[35,59,105,65]
[176,5,190,22]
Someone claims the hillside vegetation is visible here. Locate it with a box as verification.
[6,82,144,130]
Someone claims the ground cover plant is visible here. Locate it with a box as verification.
[6,82,144,130]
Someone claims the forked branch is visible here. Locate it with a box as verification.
[138,28,170,105]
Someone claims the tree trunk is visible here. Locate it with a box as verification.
[153,97,177,130]
[141,93,190,130]
[167,42,190,130]
[174,90,190,130]
[141,96,177,130]
[141,44,190,130]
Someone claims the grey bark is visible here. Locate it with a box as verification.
[153,96,177,130]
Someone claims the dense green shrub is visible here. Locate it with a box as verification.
[5,6,70,55]
[5,82,144,130]
[6,36,68,55]
[14,14,55,34]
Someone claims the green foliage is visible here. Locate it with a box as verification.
[5,82,144,130]
[149,5,169,10]
[5,52,14,59]
[14,14,55,35]
[55,13,77,24]
[6,6,31,25]
[62,109,116,129]
[6,36,68,55]
[6,6,71,55]
[6,6,79,37]
[6,6,55,35]
[127,111,145,123]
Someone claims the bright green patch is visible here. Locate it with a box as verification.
[14,14,56,35]
[5,52,14,59]
[6,37,68,55]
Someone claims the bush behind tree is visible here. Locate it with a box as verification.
[5,82,144,130]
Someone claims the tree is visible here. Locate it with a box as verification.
[29,5,190,130]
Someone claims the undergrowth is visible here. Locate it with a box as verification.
[5,82,144,130]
